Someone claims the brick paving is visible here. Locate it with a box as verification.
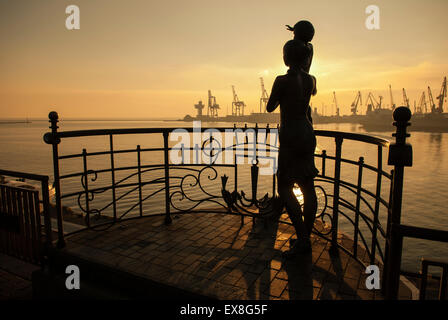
[60,212,414,300]
[0,253,40,300]
[0,269,32,300]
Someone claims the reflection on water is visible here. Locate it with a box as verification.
[429,133,443,158]
[0,120,447,273]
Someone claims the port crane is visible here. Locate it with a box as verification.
[332,91,340,116]
[417,91,427,114]
[436,76,447,113]
[207,90,220,118]
[428,86,437,113]
[402,88,410,109]
[366,92,383,114]
[194,100,205,117]
[231,85,246,116]
[259,77,269,113]
[350,91,362,115]
[389,85,396,110]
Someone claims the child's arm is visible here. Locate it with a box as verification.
[304,43,314,73]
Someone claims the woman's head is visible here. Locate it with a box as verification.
[283,40,311,69]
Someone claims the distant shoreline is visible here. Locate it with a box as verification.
[0,119,179,122]
[0,121,32,125]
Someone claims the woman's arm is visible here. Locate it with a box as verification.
[311,75,317,96]
[266,77,281,112]
[308,75,316,123]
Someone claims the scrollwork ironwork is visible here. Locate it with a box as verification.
[169,166,228,212]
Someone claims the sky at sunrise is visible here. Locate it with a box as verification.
[1,0,447,119]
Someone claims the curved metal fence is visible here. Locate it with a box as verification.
[43,108,432,299]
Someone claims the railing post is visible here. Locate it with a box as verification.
[250,163,259,204]
[82,149,90,228]
[43,111,65,248]
[385,106,413,300]
[439,265,447,301]
[370,146,383,265]
[419,259,429,300]
[40,177,53,252]
[109,135,117,222]
[382,168,394,294]
[137,145,143,217]
[321,150,327,177]
[163,131,172,225]
[353,156,364,259]
[269,125,276,197]
[331,136,343,248]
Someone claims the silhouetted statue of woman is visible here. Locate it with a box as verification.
[267,35,318,257]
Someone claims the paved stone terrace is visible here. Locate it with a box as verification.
[0,253,40,300]
[63,212,413,300]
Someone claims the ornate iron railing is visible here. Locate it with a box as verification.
[42,108,441,299]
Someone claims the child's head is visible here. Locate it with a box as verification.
[287,20,314,43]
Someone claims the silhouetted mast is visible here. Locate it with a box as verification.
[207,90,219,118]
[402,88,410,109]
[428,86,437,113]
[436,76,447,113]
[231,85,246,116]
[350,91,362,115]
[366,93,375,114]
[366,92,382,113]
[417,92,427,114]
[389,85,396,110]
[259,77,269,113]
[332,91,340,116]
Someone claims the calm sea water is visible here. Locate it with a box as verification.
[0,119,447,273]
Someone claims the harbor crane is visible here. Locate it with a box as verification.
[350,91,362,115]
[231,85,246,116]
[436,76,447,113]
[428,86,437,113]
[417,91,427,114]
[389,85,396,110]
[366,92,383,114]
[259,77,269,113]
[402,88,410,109]
[332,91,340,116]
[207,90,220,118]
[194,100,205,117]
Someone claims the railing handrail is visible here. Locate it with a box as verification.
[396,224,448,243]
[0,169,49,182]
[48,127,390,148]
